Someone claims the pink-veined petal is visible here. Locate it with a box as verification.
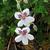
[22,27,30,34]
[14,12,21,19]
[15,28,21,34]
[22,8,30,16]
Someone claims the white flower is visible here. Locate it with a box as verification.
[14,8,35,27]
[15,27,34,45]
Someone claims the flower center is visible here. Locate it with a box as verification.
[19,30,27,35]
[18,12,27,20]
[22,30,27,35]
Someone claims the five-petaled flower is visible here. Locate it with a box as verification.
[15,27,34,45]
[14,8,35,27]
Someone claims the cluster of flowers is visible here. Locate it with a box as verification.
[14,8,37,45]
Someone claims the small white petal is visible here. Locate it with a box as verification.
[15,28,21,34]
[22,36,28,45]
[23,16,35,26]
[17,20,24,27]
[24,21,30,26]
[15,35,22,42]
[22,8,30,16]
[27,16,35,22]
[22,27,30,33]
[33,24,38,31]
[14,12,21,19]
[27,34,34,40]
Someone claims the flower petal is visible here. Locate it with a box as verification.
[22,27,30,34]
[22,36,28,45]
[14,12,21,19]
[23,16,35,26]
[17,20,24,27]
[15,28,21,34]
[15,35,22,42]
[22,8,30,16]
[27,34,34,40]
[27,16,35,22]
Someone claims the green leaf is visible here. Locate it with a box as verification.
[7,24,16,36]
[44,0,48,2]
[33,0,38,3]
[34,5,47,14]
[0,37,5,50]
[45,16,50,24]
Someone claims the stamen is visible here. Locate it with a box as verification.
[23,12,27,16]
[22,30,27,35]
[18,30,22,33]
[18,14,22,18]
